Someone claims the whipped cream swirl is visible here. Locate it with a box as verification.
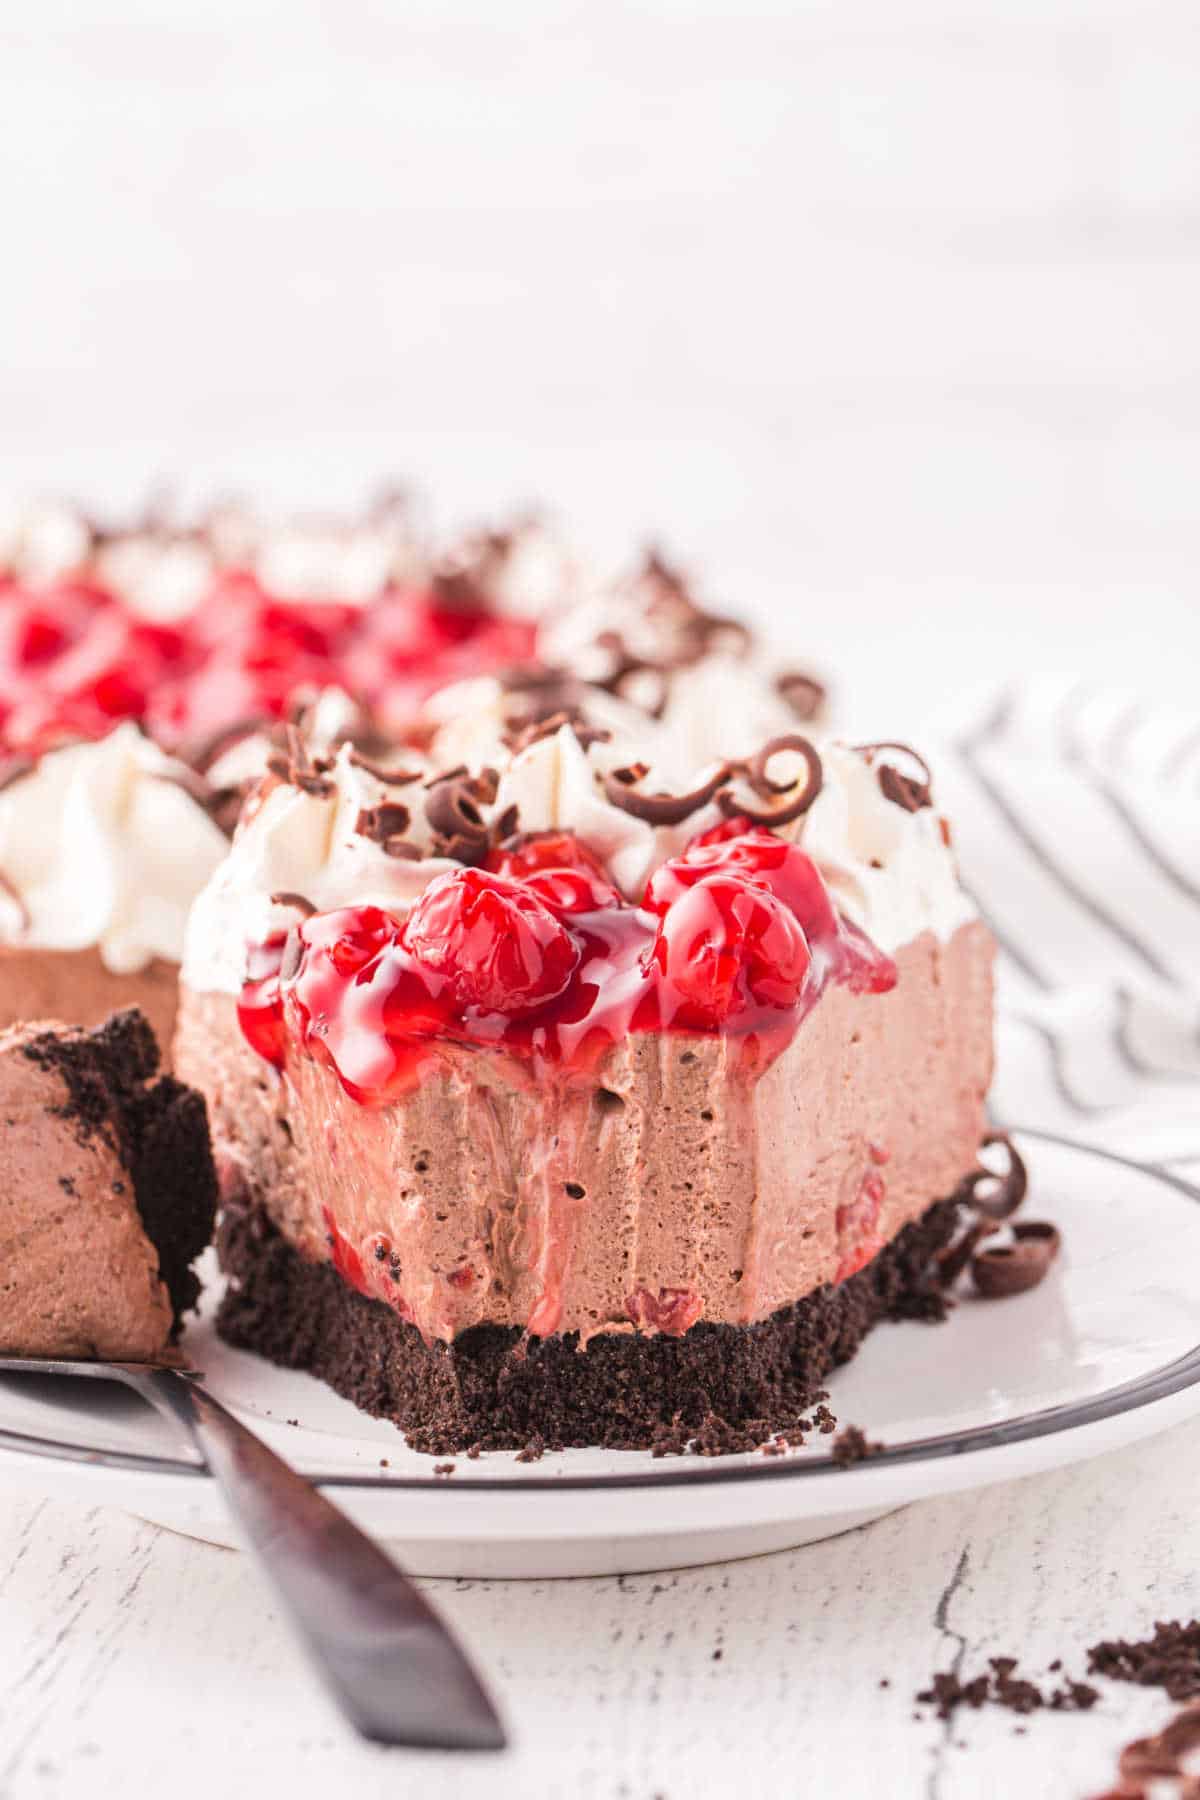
[183,691,974,997]
[0,724,230,973]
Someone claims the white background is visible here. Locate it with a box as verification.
[2,0,1198,729]
[3,8,1200,1797]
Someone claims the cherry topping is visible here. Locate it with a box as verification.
[236,934,288,1068]
[489,831,619,915]
[403,868,580,1016]
[648,872,812,1028]
[238,829,900,1105]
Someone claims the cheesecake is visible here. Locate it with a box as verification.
[176,689,993,1452]
[0,1008,217,1361]
[0,504,825,1054]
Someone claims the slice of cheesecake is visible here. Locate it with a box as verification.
[0,1009,217,1360]
[176,701,993,1453]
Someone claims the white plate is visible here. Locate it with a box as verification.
[1,1131,1198,1578]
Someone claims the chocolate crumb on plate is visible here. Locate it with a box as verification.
[831,1425,884,1467]
[432,1462,456,1478]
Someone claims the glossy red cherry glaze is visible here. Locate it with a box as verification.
[0,571,536,755]
[237,827,899,1107]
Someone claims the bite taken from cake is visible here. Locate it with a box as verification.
[175,681,993,1454]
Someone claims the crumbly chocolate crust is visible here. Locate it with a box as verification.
[22,1008,218,1328]
[216,1191,962,1455]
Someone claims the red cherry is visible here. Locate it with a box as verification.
[647,828,842,944]
[650,873,812,1027]
[489,832,619,915]
[12,608,69,668]
[298,905,399,978]
[404,868,580,1015]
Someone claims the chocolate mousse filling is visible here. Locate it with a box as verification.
[216,1188,963,1455]
[6,1008,218,1346]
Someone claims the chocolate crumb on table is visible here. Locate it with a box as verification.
[915,1656,1099,1721]
[1087,1619,1200,1702]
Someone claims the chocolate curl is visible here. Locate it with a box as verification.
[504,709,611,756]
[1118,1704,1200,1791]
[970,1221,1061,1298]
[958,1132,1028,1221]
[346,751,422,788]
[775,671,826,723]
[270,891,317,918]
[717,734,824,827]
[265,723,336,799]
[592,632,672,719]
[423,768,496,866]
[855,741,934,813]
[934,1217,999,1290]
[603,762,732,827]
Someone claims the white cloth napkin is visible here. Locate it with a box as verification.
[928,677,1200,1183]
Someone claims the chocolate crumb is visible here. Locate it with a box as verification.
[515,1434,547,1464]
[1088,1619,1200,1702]
[433,1462,456,1477]
[831,1425,884,1467]
[916,1655,1098,1722]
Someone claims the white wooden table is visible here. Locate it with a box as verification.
[3,1418,1197,1800]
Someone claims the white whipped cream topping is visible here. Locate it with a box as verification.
[183,708,974,996]
[0,499,91,584]
[93,534,216,622]
[0,724,230,973]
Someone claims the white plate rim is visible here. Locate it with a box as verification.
[1,1128,1196,1496]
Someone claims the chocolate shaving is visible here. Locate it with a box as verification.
[775,671,826,723]
[265,725,336,799]
[270,891,317,918]
[603,763,731,827]
[718,735,823,827]
[855,741,933,813]
[592,632,670,718]
[934,1217,999,1290]
[970,1221,1061,1298]
[423,769,494,866]
[504,709,611,756]
[346,751,422,788]
[204,782,250,837]
[355,802,412,847]
[637,549,752,662]
[957,1132,1028,1221]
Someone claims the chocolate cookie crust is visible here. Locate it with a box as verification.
[22,1008,218,1327]
[216,1191,962,1454]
